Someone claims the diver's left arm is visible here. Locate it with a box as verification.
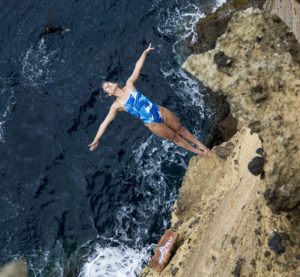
[126,43,154,86]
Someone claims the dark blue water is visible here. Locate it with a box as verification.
[0,0,225,276]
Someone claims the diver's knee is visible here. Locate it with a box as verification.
[172,133,182,144]
[177,126,185,135]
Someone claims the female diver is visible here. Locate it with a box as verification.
[88,44,211,157]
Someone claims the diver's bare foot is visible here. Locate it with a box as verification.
[196,145,211,158]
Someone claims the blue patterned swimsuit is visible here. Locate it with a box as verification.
[118,88,163,124]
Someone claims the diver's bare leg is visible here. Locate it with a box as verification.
[158,106,211,156]
[146,122,207,156]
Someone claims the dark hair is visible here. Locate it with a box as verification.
[101,81,122,97]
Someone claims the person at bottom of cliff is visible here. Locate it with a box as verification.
[88,44,211,157]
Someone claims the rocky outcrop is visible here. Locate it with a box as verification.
[264,0,300,43]
[205,92,238,148]
[141,5,300,277]
[0,259,28,277]
[190,0,266,54]
[193,0,266,149]
[141,128,300,277]
[183,8,300,212]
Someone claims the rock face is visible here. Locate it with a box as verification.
[190,0,266,54]
[183,8,300,212]
[0,259,27,277]
[141,5,300,277]
[205,92,238,148]
[141,128,300,277]
[264,0,300,43]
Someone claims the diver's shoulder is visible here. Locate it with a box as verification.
[111,100,123,111]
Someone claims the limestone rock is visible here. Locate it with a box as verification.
[264,0,300,43]
[140,128,300,277]
[183,8,300,212]
[0,259,27,277]
[190,0,266,54]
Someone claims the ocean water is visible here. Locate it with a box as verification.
[0,0,226,276]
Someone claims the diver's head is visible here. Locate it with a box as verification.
[101,81,119,96]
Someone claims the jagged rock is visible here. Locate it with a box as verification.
[214,51,233,68]
[171,267,179,276]
[140,4,300,277]
[206,93,238,148]
[248,156,265,176]
[190,0,266,54]
[140,128,300,277]
[183,8,300,212]
[268,233,286,254]
[250,84,268,103]
[215,145,234,160]
[231,236,238,245]
[256,148,264,155]
[232,258,245,277]
[264,0,300,43]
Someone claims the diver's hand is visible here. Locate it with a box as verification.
[88,140,99,151]
[144,43,154,54]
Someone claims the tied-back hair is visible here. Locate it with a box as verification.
[101,81,122,97]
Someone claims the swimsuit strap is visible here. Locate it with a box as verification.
[116,87,133,105]
[116,98,125,105]
[125,86,134,92]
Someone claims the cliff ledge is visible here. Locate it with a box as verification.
[141,6,300,277]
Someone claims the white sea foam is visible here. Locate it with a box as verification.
[213,0,227,12]
[0,104,10,143]
[21,40,57,88]
[79,244,151,277]
[0,85,14,143]
[79,133,186,276]
[0,195,23,223]
[79,1,226,276]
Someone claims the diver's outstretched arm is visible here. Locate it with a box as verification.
[126,43,154,86]
[89,102,119,151]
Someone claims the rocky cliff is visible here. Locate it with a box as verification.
[264,0,300,43]
[183,7,300,212]
[141,4,300,277]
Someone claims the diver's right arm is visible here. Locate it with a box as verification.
[88,102,119,151]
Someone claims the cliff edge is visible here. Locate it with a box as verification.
[183,7,300,212]
[141,5,300,277]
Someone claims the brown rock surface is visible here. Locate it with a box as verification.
[264,0,300,43]
[183,8,300,212]
[141,128,300,277]
[0,259,28,277]
[141,5,300,277]
[190,0,266,54]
